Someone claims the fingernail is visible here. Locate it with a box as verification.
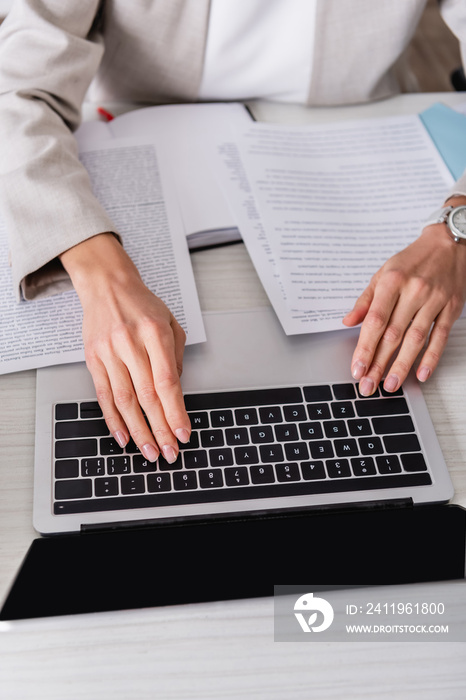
[142,443,159,463]
[352,361,366,381]
[175,428,191,444]
[418,366,431,383]
[384,374,400,393]
[359,377,375,396]
[114,430,128,448]
[162,445,178,464]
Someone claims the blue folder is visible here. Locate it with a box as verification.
[419,102,466,180]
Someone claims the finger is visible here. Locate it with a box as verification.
[350,273,401,383]
[105,357,161,463]
[86,356,130,449]
[416,306,460,384]
[143,321,191,448]
[342,285,375,327]
[358,291,430,395]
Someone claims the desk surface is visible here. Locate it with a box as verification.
[1,93,466,698]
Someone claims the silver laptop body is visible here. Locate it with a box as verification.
[33,307,453,534]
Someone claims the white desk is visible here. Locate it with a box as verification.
[1,93,466,698]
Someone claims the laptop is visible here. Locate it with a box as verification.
[33,305,453,536]
[1,305,461,620]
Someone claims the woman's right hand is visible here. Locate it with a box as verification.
[59,233,191,464]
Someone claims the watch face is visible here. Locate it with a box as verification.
[450,206,466,237]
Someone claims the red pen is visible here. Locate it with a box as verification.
[97,106,114,122]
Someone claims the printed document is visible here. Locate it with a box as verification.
[215,114,454,333]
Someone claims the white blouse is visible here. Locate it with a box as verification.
[198,0,317,104]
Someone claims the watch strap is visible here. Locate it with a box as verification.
[423,206,452,229]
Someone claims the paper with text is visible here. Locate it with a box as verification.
[215,114,454,334]
[0,136,205,374]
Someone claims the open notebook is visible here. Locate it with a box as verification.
[33,306,453,536]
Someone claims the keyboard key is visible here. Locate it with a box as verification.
[401,453,427,472]
[351,457,376,476]
[199,469,224,489]
[284,442,309,461]
[225,467,250,486]
[376,455,401,474]
[100,437,124,455]
[250,465,275,484]
[310,441,334,459]
[121,475,146,494]
[331,401,355,419]
[383,434,421,453]
[185,386,302,411]
[234,408,258,426]
[250,425,274,443]
[299,422,323,440]
[200,429,224,448]
[307,403,331,420]
[275,424,299,442]
[324,420,347,438]
[188,411,209,429]
[225,428,249,445]
[147,473,172,492]
[259,444,284,463]
[327,459,351,478]
[348,419,372,436]
[95,477,119,497]
[334,439,359,457]
[303,385,332,402]
[301,461,326,480]
[183,450,208,469]
[209,448,234,467]
[173,471,198,490]
[81,457,105,476]
[332,383,356,400]
[55,478,92,500]
[234,446,259,465]
[259,406,283,424]
[55,459,79,479]
[380,384,404,397]
[107,456,131,474]
[55,439,98,459]
[55,419,109,439]
[359,436,384,455]
[283,404,307,422]
[276,463,301,482]
[211,410,234,427]
[133,454,158,472]
[373,415,414,434]
[355,397,408,417]
[177,432,199,450]
[158,453,183,471]
[55,403,78,421]
[125,438,140,454]
[80,401,103,418]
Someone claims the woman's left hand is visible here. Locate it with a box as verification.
[343,212,466,396]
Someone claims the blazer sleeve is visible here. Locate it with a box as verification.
[0,0,118,301]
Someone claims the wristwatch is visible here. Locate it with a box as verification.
[424,205,466,244]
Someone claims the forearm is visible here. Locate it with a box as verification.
[0,0,107,300]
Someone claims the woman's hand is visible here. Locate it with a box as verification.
[343,201,466,396]
[60,233,190,463]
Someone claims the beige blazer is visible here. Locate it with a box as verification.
[0,0,465,300]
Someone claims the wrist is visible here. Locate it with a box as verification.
[59,233,140,302]
[444,194,466,208]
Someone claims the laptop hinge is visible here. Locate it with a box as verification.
[80,497,414,534]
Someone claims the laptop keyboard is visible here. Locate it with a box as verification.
[52,382,432,515]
